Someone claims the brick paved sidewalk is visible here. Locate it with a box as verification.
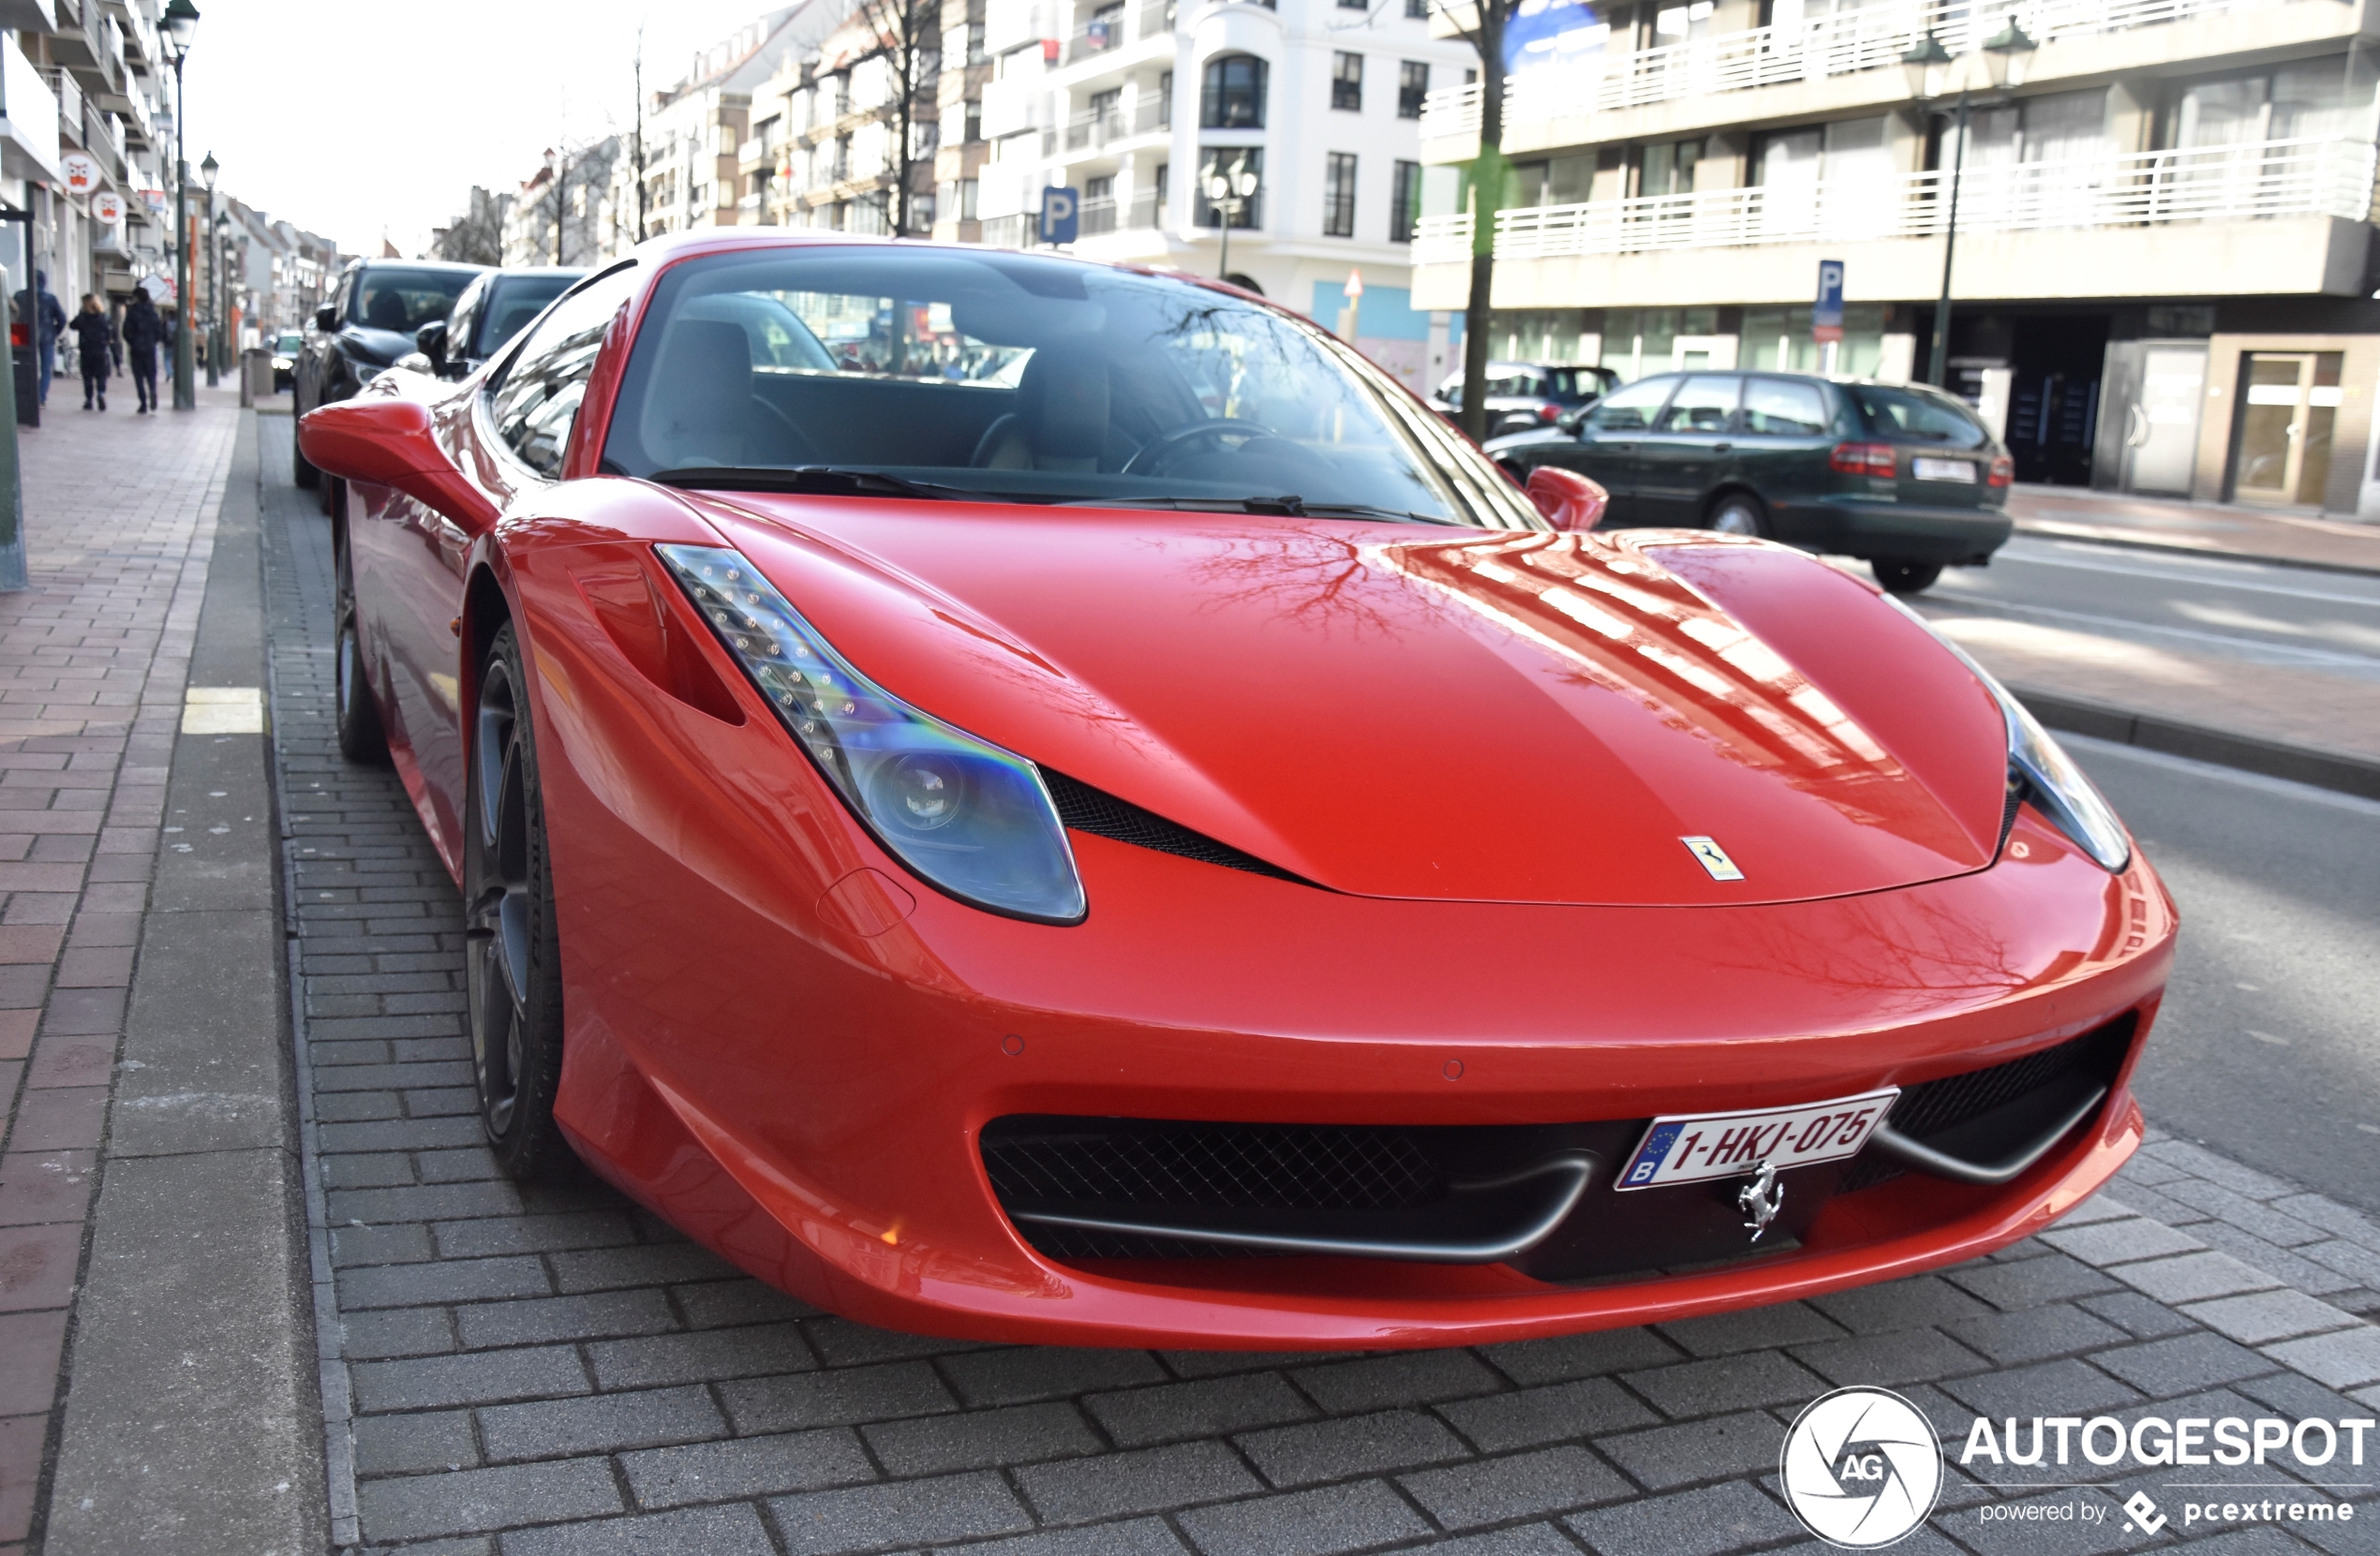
[247,417,2380,1556]
[0,403,241,1552]
[2007,486,2380,577]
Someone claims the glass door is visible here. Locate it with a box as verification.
[2235,352,2342,507]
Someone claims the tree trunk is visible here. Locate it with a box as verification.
[1458,7,1507,446]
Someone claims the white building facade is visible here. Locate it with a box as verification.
[973,0,1475,390]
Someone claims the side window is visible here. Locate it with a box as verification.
[1587,377,1674,432]
[1657,375,1741,434]
[444,279,483,366]
[1741,378,1828,436]
[486,267,640,479]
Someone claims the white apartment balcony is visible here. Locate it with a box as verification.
[1421,0,2354,159]
[1411,133,2378,307]
[0,42,62,186]
[1063,0,1178,66]
[1078,190,1166,232]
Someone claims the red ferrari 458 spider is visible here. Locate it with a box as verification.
[297,231,2173,1349]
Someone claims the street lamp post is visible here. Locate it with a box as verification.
[200,151,218,387]
[160,0,200,410]
[1903,21,2034,388]
[1200,156,1260,283]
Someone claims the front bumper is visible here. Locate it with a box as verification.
[1774,497,2015,564]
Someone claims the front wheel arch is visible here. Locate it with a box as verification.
[1703,487,1769,538]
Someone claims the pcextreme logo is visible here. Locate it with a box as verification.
[1778,1387,1944,1548]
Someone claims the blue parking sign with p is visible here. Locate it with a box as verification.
[1813,259,1845,341]
[1039,187,1080,245]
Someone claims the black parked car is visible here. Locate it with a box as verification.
[1434,361,1617,437]
[1487,370,2014,594]
[408,266,587,379]
[292,259,486,500]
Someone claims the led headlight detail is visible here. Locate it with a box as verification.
[658,544,1087,924]
[1880,595,2131,874]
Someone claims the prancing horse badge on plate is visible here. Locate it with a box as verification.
[1681,836,1745,882]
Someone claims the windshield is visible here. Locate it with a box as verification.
[475,274,578,357]
[604,247,1534,527]
[350,267,474,334]
[275,333,302,353]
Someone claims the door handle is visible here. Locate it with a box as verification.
[2125,405,2149,448]
[1712,442,1732,453]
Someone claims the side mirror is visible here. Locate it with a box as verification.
[1527,466,1608,533]
[414,319,447,373]
[298,394,498,531]
[314,304,337,332]
[1556,405,1591,434]
[392,351,435,376]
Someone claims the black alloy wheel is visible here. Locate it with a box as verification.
[1707,492,1768,539]
[1871,558,1944,596]
[332,514,388,765]
[465,625,574,1181]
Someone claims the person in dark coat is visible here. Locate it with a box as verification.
[11,270,67,406]
[66,294,116,411]
[121,290,164,414]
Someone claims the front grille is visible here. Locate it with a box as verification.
[1041,770,1306,883]
[1839,1015,2135,1193]
[983,1119,1442,1215]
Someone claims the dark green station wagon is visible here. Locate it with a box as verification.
[1484,370,2015,595]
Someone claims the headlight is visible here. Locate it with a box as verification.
[1881,594,2131,873]
[272,356,293,370]
[658,544,1086,924]
[354,363,385,384]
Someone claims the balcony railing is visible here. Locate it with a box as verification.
[1064,0,1178,63]
[1422,0,2322,136]
[1064,106,1128,149]
[1412,134,2378,264]
[1077,191,1164,233]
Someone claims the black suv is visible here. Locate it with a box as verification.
[1434,362,1617,437]
[1487,370,2014,594]
[292,259,486,501]
[411,266,586,380]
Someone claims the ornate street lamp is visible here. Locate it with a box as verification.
[1905,19,2035,386]
[200,150,218,387]
[1200,155,1260,283]
[160,0,200,409]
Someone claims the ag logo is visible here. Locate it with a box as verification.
[1779,1386,1942,1548]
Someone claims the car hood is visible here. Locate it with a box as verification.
[693,500,2012,908]
[339,326,416,365]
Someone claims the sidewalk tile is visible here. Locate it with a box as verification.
[617,1428,872,1507]
[1563,1477,1790,1556]
[2263,1326,2380,1390]
[1401,1444,1634,1528]
[1173,1480,1432,1556]
[2181,1291,2363,1346]
[768,1472,1033,1556]
[1011,1439,1260,1522]
[354,1458,621,1543]
[2042,1217,2209,1267]
[2112,1251,2284,1305]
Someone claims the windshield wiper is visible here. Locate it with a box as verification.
[1062,495,1458,525]
[646,466,1018,503]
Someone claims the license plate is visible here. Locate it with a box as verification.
[1615,1089,1900,1190]
[1912,456,1976,483]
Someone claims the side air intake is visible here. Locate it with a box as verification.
[1040,770,1308,884]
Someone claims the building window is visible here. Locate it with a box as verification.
[1201,53,1268,129]
[1406,0,1429,15]
[964,98,982,142]
[1332,52,1363,111]
[1325,152,1357,236]
[1399,60,1428,118]
[1341,0,1369,9]
[1391,158,1421,241]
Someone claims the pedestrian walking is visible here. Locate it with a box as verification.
[122,289,163,414]
[10,270,67,407]
[67,295,116,411]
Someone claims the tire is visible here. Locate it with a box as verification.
[1871,558,1944,595]
[466,624,576,1182]
[320,471,341,518]
[332,513,389,765]
[1707,492,1767,538]
[292,384,320,488]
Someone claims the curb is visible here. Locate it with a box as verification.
[2014,520,2380,579]
[2014,685,2380,803]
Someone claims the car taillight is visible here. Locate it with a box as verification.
[1987,453,2014,487]
[1829,441,1897,478]
[1539,404,1561,422]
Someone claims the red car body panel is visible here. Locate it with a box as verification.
[299,232,2177,1347]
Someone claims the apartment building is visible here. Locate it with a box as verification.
[970,0,1475,389]
[617,7,826,245]
[751,0,937,234]
[505,140,620,268]
[1415,0,2380,511]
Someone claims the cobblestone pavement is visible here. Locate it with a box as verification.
[251,419,2380,1556]
[0,400,240,1553]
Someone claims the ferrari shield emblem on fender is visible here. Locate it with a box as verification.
[1737,1161,1784,1241]
[1681,836,1745,882]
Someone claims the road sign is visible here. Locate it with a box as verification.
[141,188,168,214]
[1813,259,1845,344]
[1344,268,1364,299]
[59,152,98,197]
[1038,186,1079,245]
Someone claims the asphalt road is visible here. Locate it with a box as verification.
[2068,734,2380,1215]
[1926,535,2380,683]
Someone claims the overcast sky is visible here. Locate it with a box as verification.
[182,0,774,256]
